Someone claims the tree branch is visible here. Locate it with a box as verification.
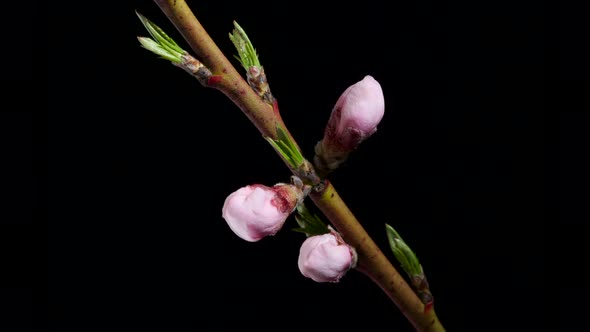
[309,181,444,332]
[150,1,445,331]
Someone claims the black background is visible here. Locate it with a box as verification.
[2,0,559,331]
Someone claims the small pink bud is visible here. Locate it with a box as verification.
[222,183,303,242]
[298,232,356,283]
[314,75,385,173]
[325,75,385,150]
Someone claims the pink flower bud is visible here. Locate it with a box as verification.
[314,75,385,173]
[325,75,385,150]
[222,183,303,242]
[298,232,356,283]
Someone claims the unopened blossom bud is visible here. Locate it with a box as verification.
[298,231,356,283]
[222,183,303,242]
[314,75,385,174]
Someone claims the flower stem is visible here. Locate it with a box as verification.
[150,1,445,331]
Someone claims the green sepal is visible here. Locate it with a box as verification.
[136,11,185,62]
[292,203,330,237]
[385,223,423,276]
[264,125,304,169]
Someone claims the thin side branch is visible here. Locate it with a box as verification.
[153,0,281,141]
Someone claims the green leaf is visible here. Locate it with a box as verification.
[264,136,293,165]
[292,203,330,237]
[264,125,305,169]
[276,125,304,167]
[385,224,422,276]
[137,37,180,62]
[276,126,295,155]
[136,11,185,62]
[229,21,261,70]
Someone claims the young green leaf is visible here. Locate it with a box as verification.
[385,223,422,276]
[136,11,185,62]
[292,203,330,237]
[229,21,261,70]
[264,125,305,169]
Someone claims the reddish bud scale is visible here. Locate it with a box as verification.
[208,75,223,85]
[271,185,299,214]
[424,301,434,313]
